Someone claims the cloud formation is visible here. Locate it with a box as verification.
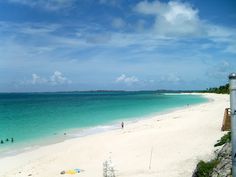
[134,1,234,40]
[50,71,71,85]
[132,0,236,55]
[134,1,201,36]
[0,0,235,92]
[31,74,47,84]
[29,71,71,85]
[115,74,139,84]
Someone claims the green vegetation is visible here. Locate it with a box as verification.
[201,83,229,94]
[195,132,231,176]
[195,159,219,177]
[214,132,231,147]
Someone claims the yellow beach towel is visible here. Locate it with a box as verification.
[61,168,82,175]
[65,170,77,174]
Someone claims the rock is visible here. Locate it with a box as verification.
[212,142,232,177]
[192,142,232,177]
[192,168,198,177]
[217,143,231,160]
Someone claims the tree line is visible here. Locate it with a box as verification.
[201,83,229,94]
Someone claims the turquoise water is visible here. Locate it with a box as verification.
[0,92,208,150]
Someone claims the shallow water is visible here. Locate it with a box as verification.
[0,91,207,151]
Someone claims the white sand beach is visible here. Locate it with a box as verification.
[0,93,229,177]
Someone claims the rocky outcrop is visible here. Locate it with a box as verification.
[212,143,232,177]
[192,142,232,177]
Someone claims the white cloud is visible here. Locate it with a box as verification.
[133,0,236,53]
[7,0,75,11]
[112,18,126,29]
[207,25,233,38]
[134,0,167,15]
[31,74,47,84]
[50,71,71,85]
[115,74,139,84]
[134,0,201,36]
[23,71,71,85]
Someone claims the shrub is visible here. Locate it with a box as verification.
[214,132,231,147]
[195,159,219,177]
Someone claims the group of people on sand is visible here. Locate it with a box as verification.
[0,123,125,145]
[0,138,14,144]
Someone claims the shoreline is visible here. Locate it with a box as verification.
[0,93,229,177]
[0,93,208,158]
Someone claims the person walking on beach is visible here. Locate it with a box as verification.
[121,122,124,129]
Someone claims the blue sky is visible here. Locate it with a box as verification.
[0,0,236,92]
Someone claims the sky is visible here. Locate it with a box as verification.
[0,0,236,92]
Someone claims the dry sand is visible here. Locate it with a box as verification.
[0,93,229,177]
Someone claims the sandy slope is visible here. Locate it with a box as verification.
[0,93,229,177]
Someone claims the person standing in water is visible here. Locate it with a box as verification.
[121,122,124,129]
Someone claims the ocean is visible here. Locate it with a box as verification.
[0,91,208,153]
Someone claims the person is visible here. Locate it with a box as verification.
[121,122,124,129]
[0,140,3,144]
[11,138,14,143]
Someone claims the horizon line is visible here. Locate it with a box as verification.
[0,89,204,94]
